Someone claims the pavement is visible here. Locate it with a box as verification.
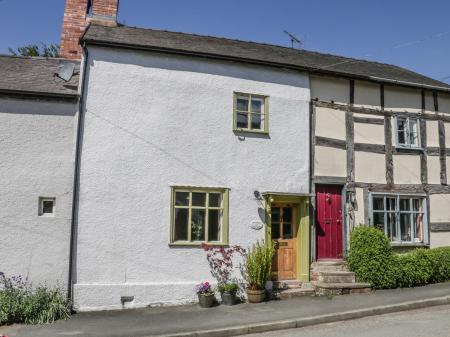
[1,282,450,337]
[248,304,450,337]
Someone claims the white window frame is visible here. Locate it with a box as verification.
[369,193,428,244]
[39,197,56,217]
[394,116,421,149]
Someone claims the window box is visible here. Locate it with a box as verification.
[233,92,269,134]
[170,187,229,245]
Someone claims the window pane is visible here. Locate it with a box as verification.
[271,207,280,222]
[283,207,292,223]
[251,98,263,113]
[174,208,189,241]
[409,119,418,146]
[397,119,407,144]
[400,198,410,211]
[373,197,384,211]
[387,212,396,241]
[386,197,396,211]
[42,201,54,214]
[283,223,293,239]
[175,192,189,206]
[271,222,280,239]
[236,112,248,128]
[373,212,385,232]
[191,209,206,241]
[250,113,262,130]
[192,192,206,207]
[209,193,222,207]
[236,96,249,111]
[412,198,422,212]
[400,214,412,241]
[208,209,221,241]
[414,212,424,242]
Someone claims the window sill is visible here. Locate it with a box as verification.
[169,242,229,248]
[233,128,269,136]
[390,242,429,247]
[394,146,424,153]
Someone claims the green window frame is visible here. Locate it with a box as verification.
[170,187,229,246]
[233,92,269,134]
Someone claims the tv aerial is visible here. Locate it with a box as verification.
[283,30,303,49]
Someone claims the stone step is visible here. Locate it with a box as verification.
[313,282,372,296]
[318,271,356,284]
[273,280,302,290]
[278,288,316,299]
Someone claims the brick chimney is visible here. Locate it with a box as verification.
[60,0,119,59]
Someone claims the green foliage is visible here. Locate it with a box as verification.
[242,241,276,290]
[0,274,70,325]
[346,226,398,288]
[217,282,239,294]
[8,43,59,58]
[347,226,450,289]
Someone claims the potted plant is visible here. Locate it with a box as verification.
[217,282,239,305]
[195,281,215,308]
[242,241,275,303]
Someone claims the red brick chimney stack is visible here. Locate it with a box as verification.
[60,0,119,60]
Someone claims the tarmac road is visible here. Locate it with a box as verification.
[246,304,450,337]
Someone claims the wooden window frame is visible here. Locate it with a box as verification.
[394,116,421,150]
[169,186,229,246]
[369,193,428,244]
[233,92,269,134]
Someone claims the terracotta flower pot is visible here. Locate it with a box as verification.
[198,293,215,308]
[246,289,266,303]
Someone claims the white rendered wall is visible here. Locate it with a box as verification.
[74,47,310,311]
[0,97,76,290]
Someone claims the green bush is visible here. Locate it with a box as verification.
[347,226,450,289]
[243,241,276,290]
[0,273,70,325]
[397,249,433,287]
[346,226,398,288]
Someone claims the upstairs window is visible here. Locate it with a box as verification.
[395,116,420,148]
[233,93,269,133]
[371,194,426,243]
[170,187,229,245]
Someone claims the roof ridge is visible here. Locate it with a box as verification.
[0,54,80,63]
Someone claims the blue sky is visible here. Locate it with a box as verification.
[1,0,449,83]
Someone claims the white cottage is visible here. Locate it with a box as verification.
[0,55,79,290]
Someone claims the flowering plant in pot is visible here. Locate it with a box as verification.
[195,281,215,308]
[217,282,239,306]
[242,240,276,303]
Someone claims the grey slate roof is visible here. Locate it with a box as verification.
[0,55,80,98]
[82,24,450,91]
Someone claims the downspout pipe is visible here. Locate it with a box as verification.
[68,44,89,308]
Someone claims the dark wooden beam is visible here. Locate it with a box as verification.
[315,136,346,149]
[313,176,347,184]
[380,84,385,110]
[427,147,450,156]
[430,222,450,232]
[385,116,394,185]
[312,100,450,122]
[354,143,386,154]
[347,182,450,194]
[420,90,428,185]
[346,109,355,183]
[353,116,385,125]
[350,79,355,105]
[438,120,447,185]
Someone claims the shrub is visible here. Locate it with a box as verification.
[346,226,398,288]
[0,273,70,325]
[242,241,276,290]
[347,226,450,289]
[396,249,433,287]
[217,282,239,294]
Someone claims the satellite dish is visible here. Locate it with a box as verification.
[56,62,76,82]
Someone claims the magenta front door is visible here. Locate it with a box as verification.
[316,185,343,260]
